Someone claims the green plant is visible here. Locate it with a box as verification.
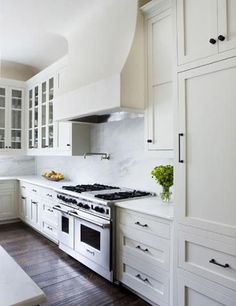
[151,165,173,202]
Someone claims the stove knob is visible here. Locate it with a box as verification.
[84,204,90,210]
[99,207,105,214]
[94,206,100,212]
[72,199,77,204]
[57,194,61,199]
[78,202,83,207]
[68,198,73,203]
[61,196,66,201]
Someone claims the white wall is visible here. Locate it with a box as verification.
[36,118,173,193]
[0,156,35,176]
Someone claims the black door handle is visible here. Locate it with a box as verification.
[209,38,217,44]
[178,133,184,163]
[218,35,225,41]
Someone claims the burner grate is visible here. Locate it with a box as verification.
[94,190,152,201]
[62,183,119,193]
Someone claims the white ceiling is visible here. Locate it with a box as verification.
[0,0,100,70]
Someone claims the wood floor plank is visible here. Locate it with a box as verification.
[0,222,150,306]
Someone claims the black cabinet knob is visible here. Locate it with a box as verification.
[218,35,225,41]
[209,38,217,45]
[147,139,152,143]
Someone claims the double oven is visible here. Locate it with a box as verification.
[53,197,112,281]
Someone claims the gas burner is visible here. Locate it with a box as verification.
[94,190,152,201]
[62,183,119,193]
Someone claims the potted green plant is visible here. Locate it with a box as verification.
[151,165,173,202]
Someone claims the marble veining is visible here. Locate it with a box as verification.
[0,156,35,176]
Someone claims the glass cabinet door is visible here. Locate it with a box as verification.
[34,86,39,148]
[10,89,22,149]
[28,89,33,148]
[48,77,54,148]
[0,88,6,149]
[41,81,47,148]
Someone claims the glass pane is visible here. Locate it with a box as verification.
[29,90,32,109]
[49,78,54,100]
[34,128,38,148]
[29,110,32,129]
[42,81,46,103]
[62,216,69,233]
[0,109,5,128]
[42,127,46,148]
[0,88,5,96]
[0,129,5,143]
[42,104,46,126]
[12,98,21,109]
[48,125,53,148]
[34,86,38,107]
[12,110,21,129]
[34,107,38,127]
[0,141,4,149]
[29,130,32,148]
[81,224,101,250]
[12,90,22,98]
[11,130,21,149]
[49,102,53,124]
[0,96,5,107]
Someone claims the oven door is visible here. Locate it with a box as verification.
[54,205,74,249]
[72,211,111,270]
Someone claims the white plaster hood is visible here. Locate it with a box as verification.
[54,0,147,123]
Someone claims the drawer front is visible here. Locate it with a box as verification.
[118,224,170,271]
[41,188,56,201]
[22,183,41,198]
[20,182,28,197]
[42,221,58,240]
[179,231,236,290]
[118,209,170,239]
[119,253,169,305]
[42,202,58,226]
[178,269,236,306]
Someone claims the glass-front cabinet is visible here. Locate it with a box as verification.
[28,75,56,152]
[0,83,24,153]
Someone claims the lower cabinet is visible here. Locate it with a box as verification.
[0,180,17,221]
[116,207,173,306]
[19,181,58,243]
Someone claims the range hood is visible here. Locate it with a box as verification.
[54,0,148,123]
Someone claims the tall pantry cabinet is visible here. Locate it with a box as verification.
[174,0,236,305]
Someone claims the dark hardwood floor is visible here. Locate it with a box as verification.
[0,222,149,306]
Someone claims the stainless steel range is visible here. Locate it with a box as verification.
[53,184,154,282]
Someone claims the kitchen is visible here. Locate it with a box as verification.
[0,0,236,306]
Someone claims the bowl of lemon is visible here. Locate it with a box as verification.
[42,170,64,181]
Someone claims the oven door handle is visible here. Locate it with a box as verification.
[53,205,69,214]
[68,211,110,229]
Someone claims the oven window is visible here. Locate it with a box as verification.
[81,224,101,251]
[62,216,69,234]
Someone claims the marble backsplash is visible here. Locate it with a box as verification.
[0,156,35,176]
[36,118,174,193]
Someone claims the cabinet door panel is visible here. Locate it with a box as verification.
[177,0,218,65]
[177,58,236,236]
[0,192,16,220]
[218,0,236,53]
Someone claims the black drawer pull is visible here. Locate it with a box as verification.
[209,258,230,268]
[135,274,149,283]
[32,189,37,192]
[136,245,149,252]
[135,221,148,228]
[47,194,52,197]
[209,38,216,44]
[21,196,26,200]
[47,208,53,213]
[32,201,38,205]
[218,35,225,41]
[47,226,53,231]
[147,139,152,143]
[178,133,184,163]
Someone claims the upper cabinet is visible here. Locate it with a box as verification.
[27,58,90,156]
[0,79,25,154]
[142,1,173,151]
[177,0,236,69]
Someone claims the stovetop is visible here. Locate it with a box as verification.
[62,183,119,193]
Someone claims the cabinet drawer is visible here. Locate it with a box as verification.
[20,182,28,197]
[21,182,41,198]
[179,231,236,291]
[41,188,56,201]
[118,209,170,239]
[118,224,170,271]
[42,202,58,226]
[42,221,58,240]
[178,269,236,306]
[119,253,169,305]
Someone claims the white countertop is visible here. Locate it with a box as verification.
[115,197,174,220]
[0,245,46,306]
[0,175,174,220]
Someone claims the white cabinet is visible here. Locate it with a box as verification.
[0,79,25,154]
[116,207,172,306]
[143,2,173,151]
[177,0,236,68]
[176,57,236,238]
[0,181,17,221]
